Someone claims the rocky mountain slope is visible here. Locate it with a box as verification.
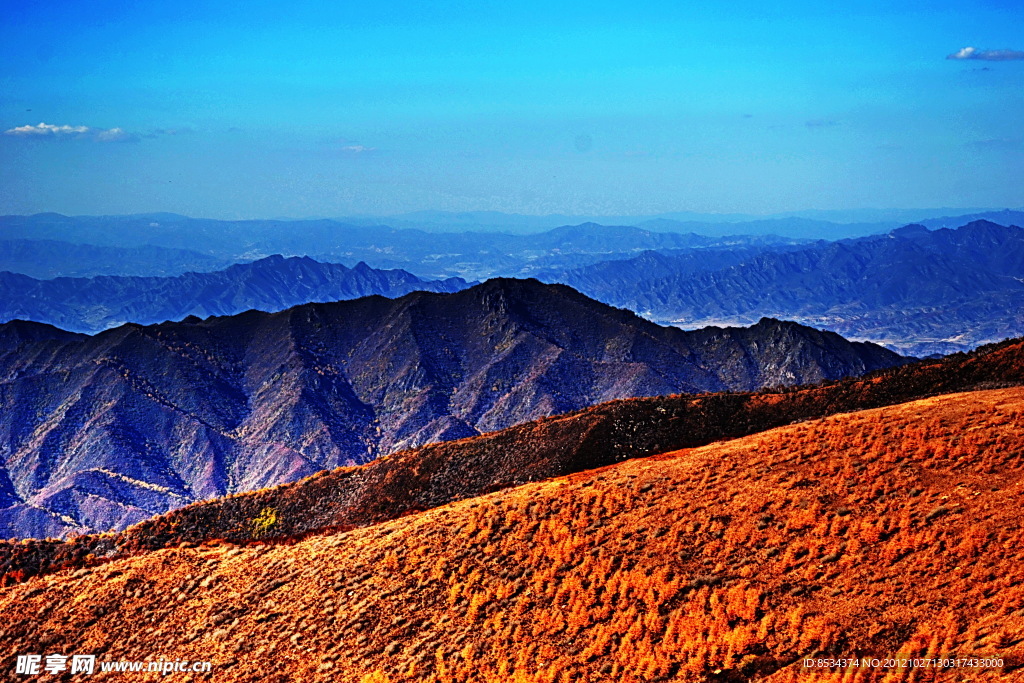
[0,279,905,539]
[0,255,469,333]
[553,220,1024,355]
[1,386,1020,681]
[3,335,1019,586]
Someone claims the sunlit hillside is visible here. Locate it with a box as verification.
[1,387,1022,682]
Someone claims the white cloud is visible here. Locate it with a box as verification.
[340,145,376,153]
[4,122,90,137]
[947,46,1024,61]
[95,127,136,143]
[4,122,140,142]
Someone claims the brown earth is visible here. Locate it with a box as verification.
[1,387,1022,682]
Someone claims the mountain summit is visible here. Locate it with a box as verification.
[0,279,904,538]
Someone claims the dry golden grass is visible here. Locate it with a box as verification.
[2,388,1023,682]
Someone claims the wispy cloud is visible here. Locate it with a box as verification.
[4,122,139,142]
[95,127,137,143]
[5,122,89,137]
[340,145,376,154]
[947,46,1024,61]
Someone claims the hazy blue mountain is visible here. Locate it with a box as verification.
[634,217,895,240]
[0,255,469,333]
[920,209,1024,230]
[536,246,814,306]
[3,210,1014,285]
[767,207,1006,224]
[337,207,1015,236]
[554,220,1024,356]
[0,239,231,279]
[0,279,905,538]
[0,214,805,280]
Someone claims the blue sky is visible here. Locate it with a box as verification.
[1,0,1022,218]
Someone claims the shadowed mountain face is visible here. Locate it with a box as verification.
[0,279,905,538]
[552,220,1024,356]
[0,255,469,333]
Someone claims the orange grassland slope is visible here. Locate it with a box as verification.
[1,387,1023,682]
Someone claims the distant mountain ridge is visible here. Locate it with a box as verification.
[552,220,1024,355]
[920,208,1024,231]
[0,239,231,279]
[336,207,1016,236]
[3,210,1013,283]
[0,255,470,333]
[5,213,1018,353]
[537,246,816,308]
[0,279,905,538]
[0,213,810,280]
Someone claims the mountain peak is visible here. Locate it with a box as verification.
[960,218,1016,232]
[752,317,808,331]
[890,223,930,238]
[464,276,554,301]
[0,280,907,537]
[0,319,86,346]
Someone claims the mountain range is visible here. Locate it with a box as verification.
[0,213,809,281]
[1,340,1021,681]
[550,220,1024,356]
[4,221,1019,356]
[4,213,1021,357]
[3,210,1020,283]
[3,332,1011,571]
[0,255,469,333]
[0,278,905,538]
[335,207,1021,236]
